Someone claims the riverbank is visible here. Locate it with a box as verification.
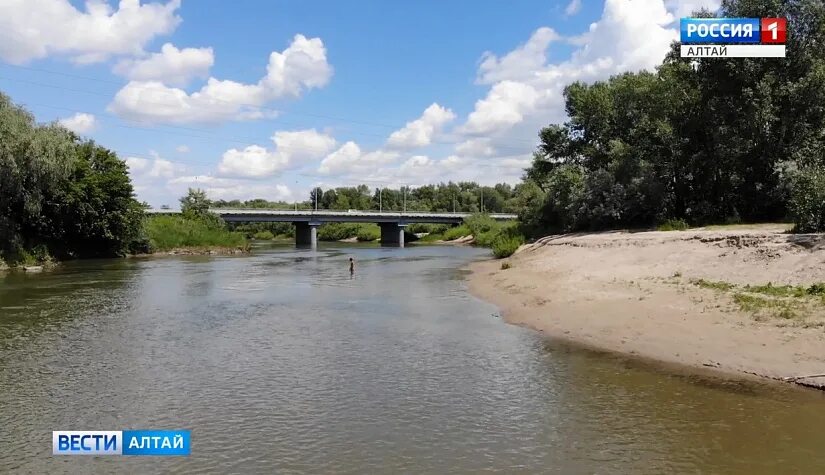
[468,225,825,389]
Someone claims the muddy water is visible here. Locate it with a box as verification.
[1,243,824,473]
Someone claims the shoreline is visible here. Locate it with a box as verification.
[467,226,825,390]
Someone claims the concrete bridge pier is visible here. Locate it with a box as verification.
[294,222,320,249]
[379,223,407,247]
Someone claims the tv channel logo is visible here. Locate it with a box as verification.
[680,18,761,43]
[53,430,191,456]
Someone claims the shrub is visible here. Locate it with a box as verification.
[657,218,689,231]
[253,231,275,240]
[464,214,498,236]
[500,261,511,270]
[143,215,247,251]
[787,167,825,232]
[317,223,360,241]
[407,223,449,234]
[443,225,471,241]
[491,233,524,258]
[356,224,380,241]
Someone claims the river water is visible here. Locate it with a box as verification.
[1,243,825,474]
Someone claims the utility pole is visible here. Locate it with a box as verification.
[379,188,383,212]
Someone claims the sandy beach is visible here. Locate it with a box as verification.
[468,225,825,388]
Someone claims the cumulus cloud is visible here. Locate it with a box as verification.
[665,0,721,18]
[0,0,181,64]
[113,43,213,86]
[59,112,97,134]
[124,151,184,179]
[318,142,399,176]
[168,175,294,202]
[460,0,679,139]
[218,129,336,178]
[386,103,456,149]
[108,34,333,124]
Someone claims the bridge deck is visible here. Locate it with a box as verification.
[146,209,517,224]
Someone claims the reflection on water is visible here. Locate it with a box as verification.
[1,243,825,474]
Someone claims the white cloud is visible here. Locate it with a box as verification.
[460,0,679,139]
[176,145,190,153]
[168,175,294,202]
[386,103,456,149]
[125,156,149,173]
[318,142,399,176]
[108,34,333,124]
[113,43,213,86]
[218,129,336,178]
[665,0,720,18]
[455,138,495,157]
[125,151,185,179]
[463,80,541,135]
[0,0,181,64]
[477,27,561,85]
[58,112,97,134]
[565,0,583,16]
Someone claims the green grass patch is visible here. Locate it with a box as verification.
[144,215,247,251]
[356,223,380,242]
[732,293,798,319]
[417,233,444,242]
[443,225,471,241]
[690,278,735,291]
[252,230,275,240]
[657,218,689,231]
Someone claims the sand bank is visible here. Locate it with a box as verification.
[468,225,825,388]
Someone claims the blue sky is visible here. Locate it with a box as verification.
[0,0,719,207]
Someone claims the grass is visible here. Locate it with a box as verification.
[356,223,380,242]
[252,230,275,240]
[685,277,825,321]
[690,278,735,291]
[732,293,798,319]
[443,225,471,241]
[657,218,689,231]
[144,215,248,251]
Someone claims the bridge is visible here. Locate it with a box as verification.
[146,209,517,248]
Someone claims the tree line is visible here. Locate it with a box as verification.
[213,182,523,214]
[519,0,825,235]
[0,92,146,265]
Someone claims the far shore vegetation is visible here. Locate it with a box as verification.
[3,0,825,267]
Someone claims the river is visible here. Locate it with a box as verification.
[1,243,825,473]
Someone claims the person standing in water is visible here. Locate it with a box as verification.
[349,257,355,276]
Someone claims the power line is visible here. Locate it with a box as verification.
[0,64,542,146]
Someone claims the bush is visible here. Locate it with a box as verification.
[443,225,471,241]
[500,261,511,270]
[657,218,690,231]
[491,233,524,258]
[464,214,498,236]
[317,223,361,241]
[787,167,825,232]
[407,223,449,234]
[253,231,275,240]
[143,215,247,251]
[356,224,380,241]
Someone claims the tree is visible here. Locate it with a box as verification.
[180,188,211,218]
